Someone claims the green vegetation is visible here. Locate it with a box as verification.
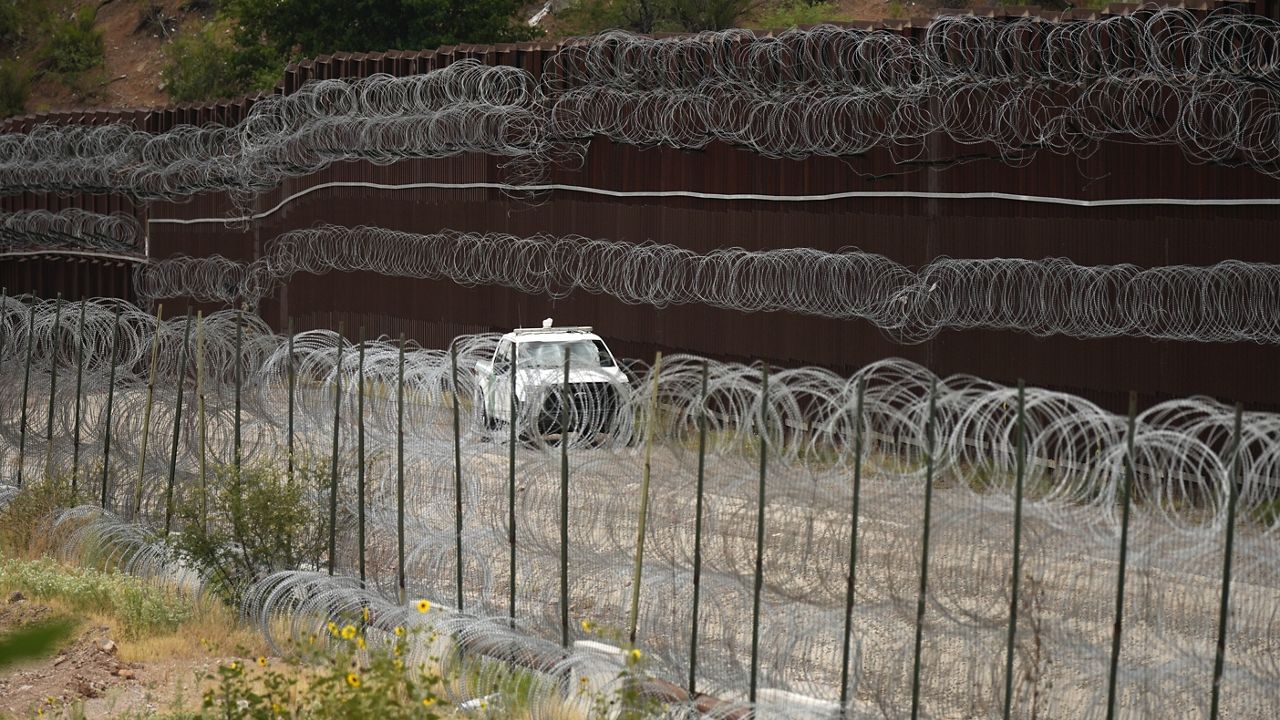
[559,0,760,34]
[170,461,330,606]
[0,558,192,639]
[201,624,446,720]
[167,0,541,102]
[42,7,104,75]
[0,59,29,116]
[756,1,848,29]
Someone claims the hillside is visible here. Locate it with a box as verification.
[9,0,945,117]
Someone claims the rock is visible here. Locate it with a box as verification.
[99,640,117,655]
[7,591,23,603]
[116,669,135,680]
[53,655,67,666]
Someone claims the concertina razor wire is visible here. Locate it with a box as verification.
[0,293,1277,718]
[130,224,1280,345]
[4,10,1280,203]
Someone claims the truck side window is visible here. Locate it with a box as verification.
[495,340,512,369]
[592,340,615,367]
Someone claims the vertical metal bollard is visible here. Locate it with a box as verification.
[507,346,517,626]
[44,294,62,481]
[286,320,295,486]
[1105,392,1139,720]
[1002,381,1027,720]
[451,340,464,612]
[909,377,939,720]
[397,334,406,603]
[357,328,366,587]
[688,360,709,696]
[164,311,192,536]
[628,352,662,645]
[70,299,87,496]
[17,301,35,487]
[327,321,344,576]
[100,306,122,510]
[559,347,571,648]
[195,312,207,532]
[1209,403,1244,720]
[839,377,867,715]
[749,366,769,705]
[135,304,164,520]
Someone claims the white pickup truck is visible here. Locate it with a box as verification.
[473,321,632,437]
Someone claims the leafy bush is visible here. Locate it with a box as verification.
[0,476,76,556]
[670,0,759,31]
[42,6,104,74]
[0,558,192,638]
[202,625,446,719]
[170,461,329,605]
[164,24,277,102]
[756,1,846,29]
[0,60,30,118]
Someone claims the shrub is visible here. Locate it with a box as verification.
[0,476,76,557]
[163,24,277,102]
[43,6,104,74]
[0,558,192,638]
[0,60,30,118]
[756,1,846,29]
[170,461,329,606]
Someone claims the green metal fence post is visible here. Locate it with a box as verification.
[839,377,867,715]
[1209,403,1244,720]
[909,377,939,720]
[1002,381,1028,720]
[559,347,571,648]
[17,301,35,487]
[233,309,243,478]
[287,320,295,486]
[164,311,192,535]
[628,352,662,646]
[749,366,769,705]
[327,321,344,576]
[1105,392,1139,720]
[451,339,464,612]
[357,328,366,587]
[508,345,517,626]
[70,299,87,497]
[43,294,62,481]
[134,303,164,520]
[397,333,406,603]
[100,305,122,510]
[688,360,709,696]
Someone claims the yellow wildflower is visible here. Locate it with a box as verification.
[580,619,593,632]
[356,636,366,650]
[346,672,361,688]
[340,624,357,640]
[394,626,404,637]
[257,656,268,667]
[422,697,436,707]
[416,599,431,613]
[327,621,339,636]
[362,607,370,622]
[629,648,642,661]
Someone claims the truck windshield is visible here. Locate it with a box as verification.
[519,339,614,368]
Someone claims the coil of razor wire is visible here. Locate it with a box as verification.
[0,209,142,255]
[4,11,1280,202]
[133,224,1280,345]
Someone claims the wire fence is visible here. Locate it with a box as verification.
[0,293,1277,718]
